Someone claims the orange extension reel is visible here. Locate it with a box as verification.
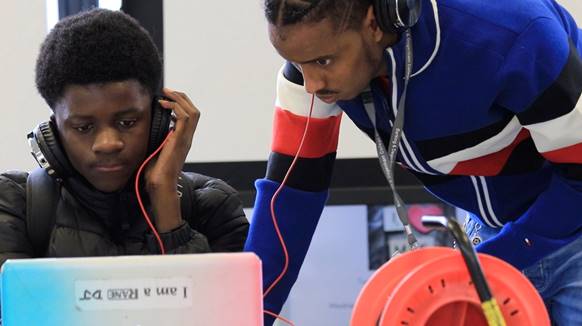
[351,216,550,326]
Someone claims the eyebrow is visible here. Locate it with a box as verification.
[66,107,144,121]
[293,54,332,65]
[112,107,144,118]
[293,56,329,65]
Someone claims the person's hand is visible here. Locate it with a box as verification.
[145,87,200,232]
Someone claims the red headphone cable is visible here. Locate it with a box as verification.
[263,94,315,325]
[134,130,175,255]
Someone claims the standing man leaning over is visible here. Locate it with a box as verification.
[244,0,582,324]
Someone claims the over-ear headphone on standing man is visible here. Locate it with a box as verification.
[27,96,173,181]
[373,0,422,33]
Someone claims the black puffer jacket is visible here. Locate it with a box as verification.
[0,170,249,267]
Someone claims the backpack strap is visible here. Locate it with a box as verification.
[177,172,194,225]
[26,167,59,256]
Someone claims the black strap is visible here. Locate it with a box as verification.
[26,167,59,256]
[177,172,194,226]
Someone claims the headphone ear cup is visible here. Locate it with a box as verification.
[148,96,172,154]
[373,0,395,33]
[396,0,422,29]
[373,0,422,33]
[32,120,73,179]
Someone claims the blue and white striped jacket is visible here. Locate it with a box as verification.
[245,0,582,321]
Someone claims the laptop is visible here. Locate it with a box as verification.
[1,253,263,326]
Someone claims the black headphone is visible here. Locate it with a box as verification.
[373,0,422,33]
[27,96,173,181]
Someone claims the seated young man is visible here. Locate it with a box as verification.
[0,9,248,265]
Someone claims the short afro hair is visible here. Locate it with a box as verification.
[35,9,162,109]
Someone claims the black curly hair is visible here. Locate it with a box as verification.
[35,8,162,109]
[265,0,372,30]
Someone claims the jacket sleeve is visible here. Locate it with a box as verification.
[244,62,342,324]
[192,177,249,252]
[477,18,582,269]
[0,172,34,268]
[145,175,249,254]
[145,221,211,254]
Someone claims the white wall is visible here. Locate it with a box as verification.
[0,1,49,172]
[560,0,582,16]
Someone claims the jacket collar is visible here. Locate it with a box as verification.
[62,172,147,232]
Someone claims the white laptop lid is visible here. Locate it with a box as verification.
[0,253,263,326]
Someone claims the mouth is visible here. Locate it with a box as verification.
[316,94,337,104]
[92,163,126,173]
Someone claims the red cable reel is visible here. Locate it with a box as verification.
[350,246,550,326]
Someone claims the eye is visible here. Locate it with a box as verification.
[315,58,332,66]
[118,119,137,129]
[73,124,93,133]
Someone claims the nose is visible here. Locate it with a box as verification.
[91,127,124,154]
[301,66,326,95]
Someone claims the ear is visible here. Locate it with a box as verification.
[363,5,384,43]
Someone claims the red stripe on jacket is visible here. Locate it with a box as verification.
[542,142,582,163]
[272,107,341,158]
[450,129,531,175]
